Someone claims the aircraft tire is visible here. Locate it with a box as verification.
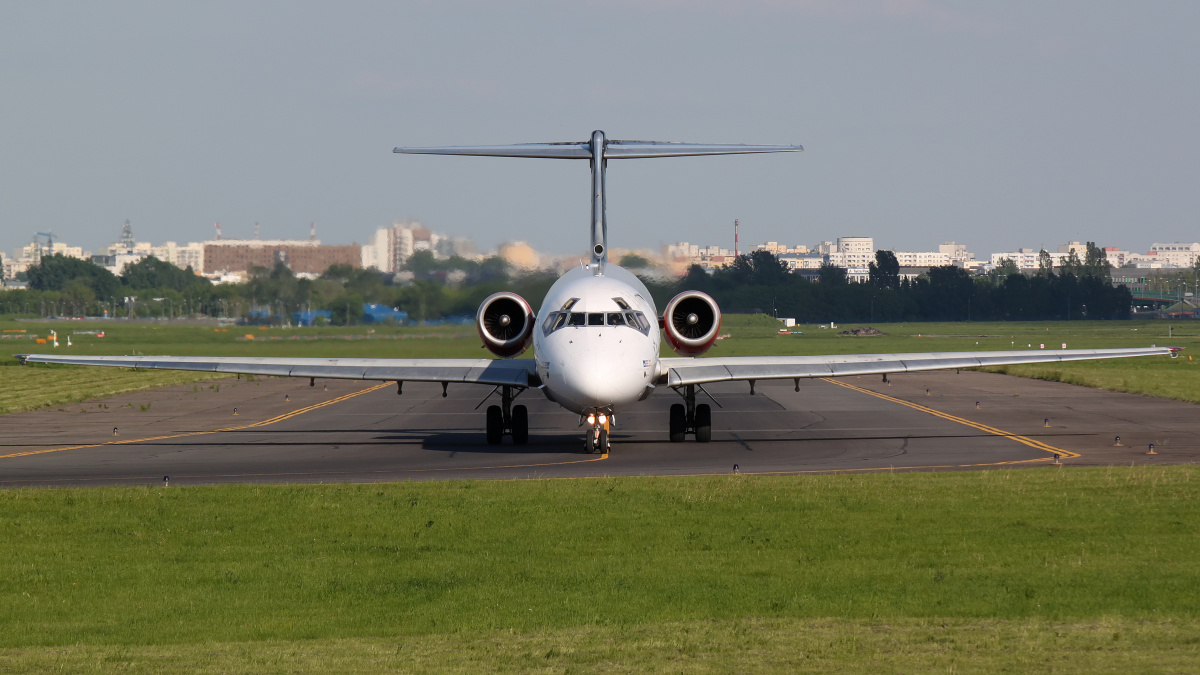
[512,405,529,444]
[486,405,503,445]
[598,429,609,453]
[695,404,712,443]
[669,404,686,443]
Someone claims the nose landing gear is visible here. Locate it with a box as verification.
[668,384,712,442]
[484,386,528,445]
[582,413,611,454]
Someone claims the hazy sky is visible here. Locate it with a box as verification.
[2,1,1197,260]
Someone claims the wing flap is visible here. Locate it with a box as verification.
[16,354,539,388]
[662,347,1173,387]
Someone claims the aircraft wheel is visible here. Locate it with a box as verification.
[486,405,503,445]
[669,404,686,443]
[598,429,609,453]
[512,405,529,445]
[695,404,712,443]
[584,430,597,454]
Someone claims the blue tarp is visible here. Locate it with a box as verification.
[293,310,332,327]
[362,304,408,324]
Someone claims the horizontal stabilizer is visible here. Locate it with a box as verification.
[394,140,803,159]
[394,143,592,159]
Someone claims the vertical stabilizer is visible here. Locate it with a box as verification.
[395,132,802,273]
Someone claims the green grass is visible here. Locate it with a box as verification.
[1,469,1198,671]
[3,316,1199,412]
[0,365,227,415]
[4,618,1198,673]
[709,315,1200,403]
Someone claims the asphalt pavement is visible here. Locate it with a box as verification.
[1,370,1197,487]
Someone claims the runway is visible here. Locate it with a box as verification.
[2,370,1198,487]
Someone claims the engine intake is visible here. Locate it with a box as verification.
[663,291,721,356]
[476,292,535,358]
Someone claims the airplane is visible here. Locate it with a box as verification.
[17,130,1176,453]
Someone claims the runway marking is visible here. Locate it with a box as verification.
[819,378,1079,463]
[0,383,393,460]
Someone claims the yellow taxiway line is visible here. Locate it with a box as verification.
[819,377,1079,463]
[0,382,393,460]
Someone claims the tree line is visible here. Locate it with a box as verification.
[0,251,550,324]
[1,246,1140,324]
[665,246,1133,322]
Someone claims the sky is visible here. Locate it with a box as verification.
[2,1,1198,261]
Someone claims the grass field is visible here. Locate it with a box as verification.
[5,316,1198,413]
[1,468,1198,672]
[4,320,1199,671]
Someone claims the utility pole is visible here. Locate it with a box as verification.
[734,219,739,259]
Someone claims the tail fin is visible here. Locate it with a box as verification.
[395,131,802,270]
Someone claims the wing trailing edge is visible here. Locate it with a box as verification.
[659,347,1175,387]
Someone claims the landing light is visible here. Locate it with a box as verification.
[598,414,607,424]
[587,414,596,425]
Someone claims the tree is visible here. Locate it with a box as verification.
[1062,249,1084,278]
[747,250,789,286]
[617,253,653,269]
[868,250,900,290]
[121,256,209,292]
[994,257,1021,278]
[26,254,121,299]
[1037,248,1054,277]
[817,261,847,285]
[1083,241,1111,280]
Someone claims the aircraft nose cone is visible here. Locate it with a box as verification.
[561,360,619,407]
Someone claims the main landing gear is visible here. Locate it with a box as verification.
[669,384,711,443]
[485,386,528,445]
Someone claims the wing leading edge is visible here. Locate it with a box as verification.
[14,354,539,388]
[659,347,1175,387]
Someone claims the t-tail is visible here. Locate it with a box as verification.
[394,131,803,271]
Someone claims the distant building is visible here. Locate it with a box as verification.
[778,254,824,270]
[1147,242,1200,268]
[989,248,1041,269]
[938,241,974,264]
[360,221,475,273]
[498,241,539,270]
[893,251,951,267]
[826,236,874,268]
[203,239,360,275]
[751,241,810,256]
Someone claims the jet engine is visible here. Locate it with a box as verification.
[476,292,535,358]
[662,291,721,356]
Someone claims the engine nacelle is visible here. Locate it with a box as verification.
[662,291,721,356]
[476,292,535,358]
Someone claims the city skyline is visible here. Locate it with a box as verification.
[6,215,1197,277]
[2,3,1197,262]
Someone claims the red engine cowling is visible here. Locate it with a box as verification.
[476,292,535,358]
[662,291,721,356]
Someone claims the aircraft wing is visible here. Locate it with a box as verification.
[14,354,540,388]
[659,347,1175,387]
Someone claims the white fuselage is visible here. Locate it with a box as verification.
[532,263,661,416]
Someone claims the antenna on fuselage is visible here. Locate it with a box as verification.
[394,132,803,273]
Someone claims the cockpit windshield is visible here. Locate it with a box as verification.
[542,308,651,336]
